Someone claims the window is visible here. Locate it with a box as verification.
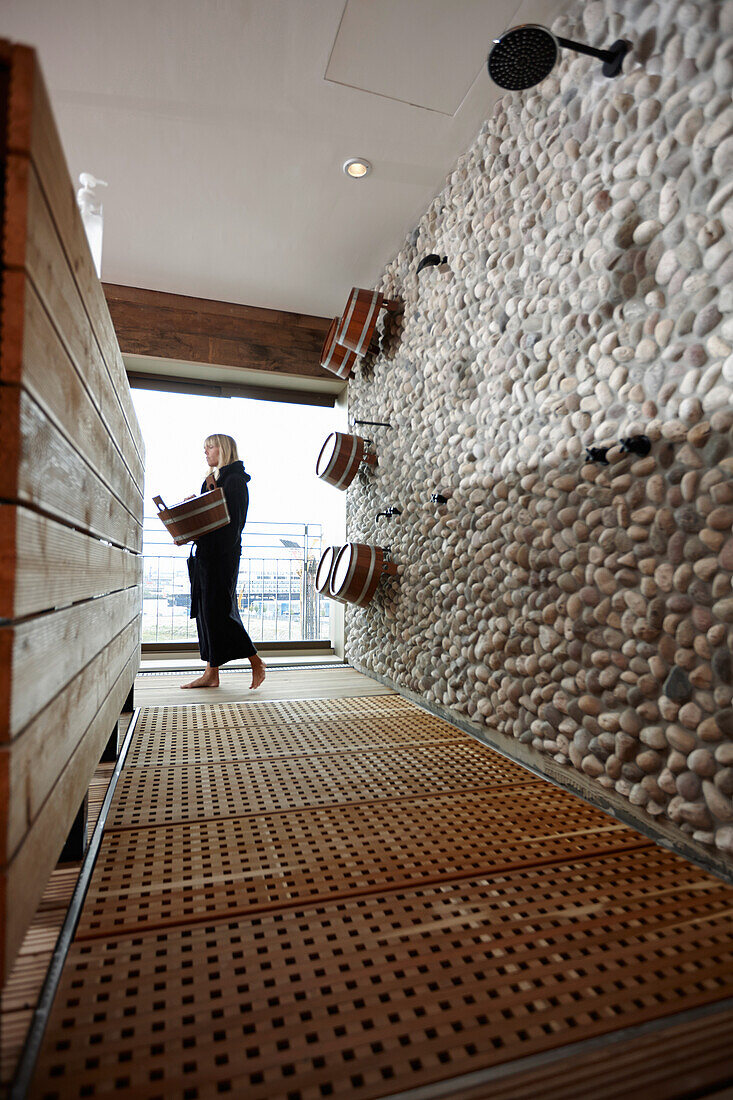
[131,388,345,644]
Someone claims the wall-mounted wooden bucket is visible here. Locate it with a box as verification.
[320,317,359,379]
[329,543,397,607]
[316,431,376,491]
[336,288,400,357]
[315,545,347,602]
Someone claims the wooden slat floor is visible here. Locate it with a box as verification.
[0,761,117,1087]
[17,669,733,1100]
[0,669,383,1088]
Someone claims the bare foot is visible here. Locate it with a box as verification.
[249,655,266,690]
[181,670,220,689]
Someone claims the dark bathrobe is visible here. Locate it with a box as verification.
[188,460,257,667]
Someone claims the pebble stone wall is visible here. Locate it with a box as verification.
[344,0,733,866]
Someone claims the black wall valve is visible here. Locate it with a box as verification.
[585,446,610,465]
[620,434,651,457]
[585,434,653,466]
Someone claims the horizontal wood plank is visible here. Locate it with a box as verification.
[0,617,139,861]
[4,44,145,468]
[2,155,144,494]
[114,318,329,377]
[0,645,138,984]
[105,283,333,332]
[0,584,141,740]
[0,386,142,552]
[0,504,141,620]
[454,1005,733,1100]
[110,298,331,351]
[1,269,144,518]
[103,283,333,380]
[127,370,337,407]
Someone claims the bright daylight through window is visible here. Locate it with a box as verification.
[131,389,345,645]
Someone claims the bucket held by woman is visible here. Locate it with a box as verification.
[153,488,230,546]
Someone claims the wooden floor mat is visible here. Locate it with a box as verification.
[109,744,536,828]
[76,786,645,939]
[28,696,733,1099]
[127,698,463,767]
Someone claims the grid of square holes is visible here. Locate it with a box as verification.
[77,786,645,939]
[33,849,733,1100]
[127,709,466,768]
[136,696,416,733]
[109,742,538,828]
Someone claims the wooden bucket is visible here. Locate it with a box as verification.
[315,546,347,602]
[336,287,400,356]
[153,488,230,546]
[320,317,358,379]
[316,431,375,490]
[329,543,397,607]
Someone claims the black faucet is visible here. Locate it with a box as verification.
[620,434,651,456]
[377,507,402,521]
[585,434,652,466]
[585,446,610,465]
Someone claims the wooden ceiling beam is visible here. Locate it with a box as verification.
[103,283,333,381]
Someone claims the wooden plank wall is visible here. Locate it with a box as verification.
[0,41,144,983]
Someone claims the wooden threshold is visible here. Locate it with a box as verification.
[142,640,334,654]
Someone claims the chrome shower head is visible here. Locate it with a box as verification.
[488,23,630,90]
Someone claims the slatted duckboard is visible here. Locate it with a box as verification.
[28,695,733,1098]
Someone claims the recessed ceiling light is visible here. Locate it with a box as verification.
[343,158,372,179]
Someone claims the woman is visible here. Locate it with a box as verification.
[182,434,266,690]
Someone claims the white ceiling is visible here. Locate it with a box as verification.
[326,0,520,115]
[3,0,569,318]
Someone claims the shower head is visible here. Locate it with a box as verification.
[488,25,558,90]
[487,24,630,90]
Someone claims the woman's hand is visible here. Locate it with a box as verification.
[182,494,196,502]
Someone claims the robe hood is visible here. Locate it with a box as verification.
[219,459,251,483]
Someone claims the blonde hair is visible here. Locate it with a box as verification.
[205,433,239,474]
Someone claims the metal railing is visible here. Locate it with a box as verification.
[141,519,331,644]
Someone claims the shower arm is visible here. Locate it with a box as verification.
[556,35,617,63]
[555,35,630,76]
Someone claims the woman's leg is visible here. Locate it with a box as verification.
[181,663,220,689]
[249,652,266,689]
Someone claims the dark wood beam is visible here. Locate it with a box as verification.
[127,370,336,408]
[103,284,333,381]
